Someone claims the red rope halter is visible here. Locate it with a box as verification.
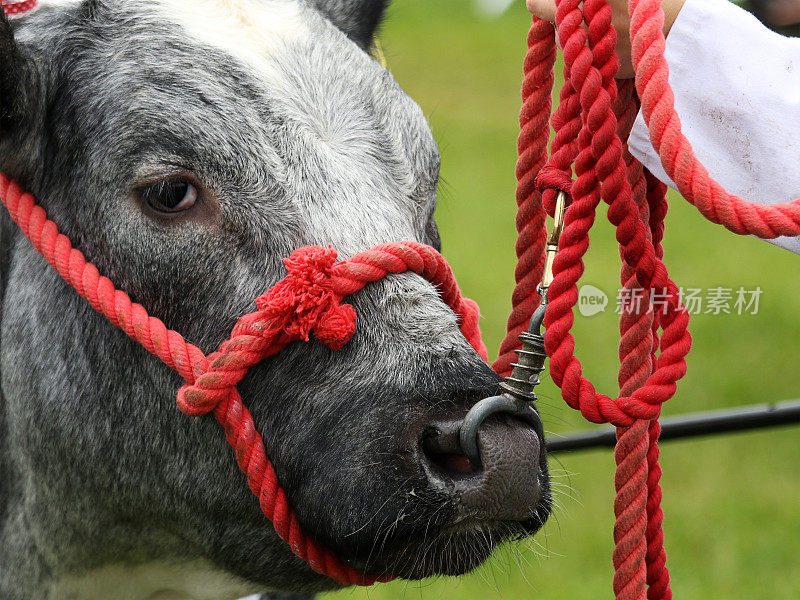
[498,1,800,599]
[0,174,488,586]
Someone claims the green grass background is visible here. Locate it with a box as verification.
[324,2,800,598]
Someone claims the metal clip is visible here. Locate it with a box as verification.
[539,190,567,298]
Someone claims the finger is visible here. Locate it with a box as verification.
[526,0,557,23]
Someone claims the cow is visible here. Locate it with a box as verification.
[0,1,551,598]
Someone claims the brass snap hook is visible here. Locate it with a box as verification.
[540,190,567,299]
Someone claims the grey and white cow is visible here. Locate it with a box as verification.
[0,1,551,598]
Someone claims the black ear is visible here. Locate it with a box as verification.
[0,11,25,134]
[309,0,389,50]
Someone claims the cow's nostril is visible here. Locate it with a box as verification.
[420,414,546,522]
[421,421,479,478]
[427,451,475,476]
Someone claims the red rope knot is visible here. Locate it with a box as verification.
[176,246,357,418]
[256,246,356,351]
[535,166,573,215]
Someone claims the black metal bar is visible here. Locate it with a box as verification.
[546,399,800,454]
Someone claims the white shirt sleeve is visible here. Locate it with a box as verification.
[628,0,800,254]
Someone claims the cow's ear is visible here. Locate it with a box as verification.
[0,11,26,135]
[309,0,389,50]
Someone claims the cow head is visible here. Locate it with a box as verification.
[0,2,550,597]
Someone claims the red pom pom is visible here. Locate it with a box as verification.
[254,246,356,350]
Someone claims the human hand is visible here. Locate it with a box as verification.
[525,0,687,78]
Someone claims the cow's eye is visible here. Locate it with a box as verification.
[140,180,198,213]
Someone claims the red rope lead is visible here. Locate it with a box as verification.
[509,0,800,595]
[506,0,698,596]
[0,173,487,586]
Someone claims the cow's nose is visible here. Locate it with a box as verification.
[420,414,543,520]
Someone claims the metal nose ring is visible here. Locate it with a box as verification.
[459,303,548,468]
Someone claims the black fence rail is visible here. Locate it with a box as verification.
[546,399,800,453]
